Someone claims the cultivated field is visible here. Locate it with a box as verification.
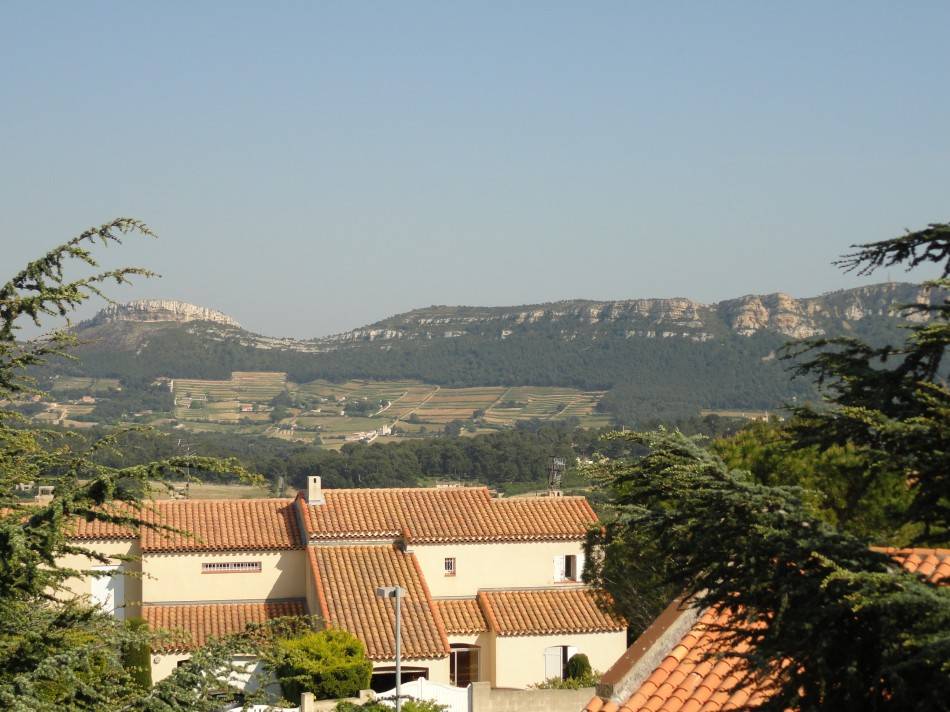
[50,377,121,393]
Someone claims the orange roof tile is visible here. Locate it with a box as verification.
[309,544,450,660]
[298,487,597,544]
[435,599,489,635]
[586,547,950,712]
[874,547,950,585]
[586,607,771,712]
[140,499,303,552]
[478,588,626,636]
[144,599,307,653]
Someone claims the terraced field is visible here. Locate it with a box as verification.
[481,387,608,426]
[409,386,506,424]
[167,372,608,441]
[172,372,285,422]
[50,376,121,393]
[173,371,286,402]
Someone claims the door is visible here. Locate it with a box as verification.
[90,565,125,620]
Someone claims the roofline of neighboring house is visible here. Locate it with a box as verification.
[594,595,700,703]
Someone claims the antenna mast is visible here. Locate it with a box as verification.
[547,456,566,495]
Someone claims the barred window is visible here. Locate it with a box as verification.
[201,561,262,574]
[444,557,456,576]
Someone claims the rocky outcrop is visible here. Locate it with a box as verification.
[79,283,939,351]
[83,300,241,328]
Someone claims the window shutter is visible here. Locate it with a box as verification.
[544,647,563,680]
[553,555,565,582]
[576,552,586,582]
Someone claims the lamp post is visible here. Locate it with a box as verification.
[376,586,406,712]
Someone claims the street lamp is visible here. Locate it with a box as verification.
[376,586,406,712]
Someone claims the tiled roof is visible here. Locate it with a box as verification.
[299,488,597,543]
[144,599,307,653]
[140,499,302,552]
[435,599,489,635]
[309,544,450,660]
[874,547,950,585]
[584,607,772,712]
[65,504,138,540]
[478,588,626,636]
[586,548,950,712]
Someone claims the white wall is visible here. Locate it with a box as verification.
[411,541,586,596]
[142,550,306,602]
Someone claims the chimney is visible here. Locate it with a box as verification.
[307,475,325,505]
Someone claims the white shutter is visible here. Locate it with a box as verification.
[553,556,565,582]
[567,645,578,661]
[91,565,124,620]
[544,647,562,680]
[576,552,586,582]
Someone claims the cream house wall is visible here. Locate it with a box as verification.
[56,539,143,619]
[410,540,586,596]
[141,550,306,603]
[492,630,627,689]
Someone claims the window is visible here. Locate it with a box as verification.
[544,645,578,680]
[553,553,584,582]
[444,557,456,576]
[450,644,480,687]
[201,561,262,574]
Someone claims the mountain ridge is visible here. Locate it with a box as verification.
[79,282,937,349]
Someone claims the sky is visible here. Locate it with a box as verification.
[2,2,948,339]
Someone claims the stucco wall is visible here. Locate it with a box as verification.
[411,541,586,596]
[492,630,627,689]
[57,539,143,619]
[141,550,306,602]
[470,681,596,712]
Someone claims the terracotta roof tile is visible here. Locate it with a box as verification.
[874,547,950,585]
[299,487,596,544]
[309,544,449,660]
[478,588,626,636]
[140,499,302,552]
[144,599,306,652]
[435,599,489,635]
[587,547,950,712]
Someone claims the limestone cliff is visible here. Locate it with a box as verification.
[82,300,241,329]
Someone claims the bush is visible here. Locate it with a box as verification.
[531,668,600,689]
[122,618,152,690]
[274,629,372,702]
[336,699,447,711]
[565,652,591,680]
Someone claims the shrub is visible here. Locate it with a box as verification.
[565,652,592,680]
[336,699,447,711]
[122,618,152,690]
[274,628,372,702]
[531,669,600,689]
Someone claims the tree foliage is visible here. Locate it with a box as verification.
[273,628,372,702]
[0,220,278,710]
[585,430,950,711]
[784,221,950,543]
[586,221,950,710]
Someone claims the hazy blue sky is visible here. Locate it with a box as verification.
[2,2,948,338]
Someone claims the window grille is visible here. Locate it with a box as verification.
[444,557,456,576]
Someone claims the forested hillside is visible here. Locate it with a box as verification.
[35,283,928,422]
